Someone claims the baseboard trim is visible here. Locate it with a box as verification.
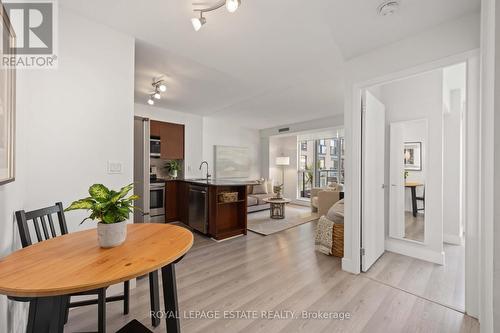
[342,257,359,274]
[385,239,445,265]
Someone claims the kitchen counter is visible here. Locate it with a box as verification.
[182,178,259,186]
[162,179,252,240]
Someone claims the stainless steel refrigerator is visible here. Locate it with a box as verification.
[134,116,150,223]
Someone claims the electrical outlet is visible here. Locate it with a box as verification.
[107,161,123,174]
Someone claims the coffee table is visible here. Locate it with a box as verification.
[263,197,292,219]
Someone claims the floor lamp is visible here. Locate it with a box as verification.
[275,156,290,198]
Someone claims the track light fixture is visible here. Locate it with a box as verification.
[146,77,167,105]
[226,0,241,13]
[191,0,242,31]
[191,13,206,32]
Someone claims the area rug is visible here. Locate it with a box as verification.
[247,205,319,236]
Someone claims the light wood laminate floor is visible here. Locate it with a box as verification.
[65,221,478,333]
[404,211,425,242]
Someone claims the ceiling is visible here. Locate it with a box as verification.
[60,0,480,129]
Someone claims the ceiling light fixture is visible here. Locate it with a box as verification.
[146,77,168,106]
[191,0,242,31]
[191,13,206,32]
[226,0,241,13]
[377,0,400,16]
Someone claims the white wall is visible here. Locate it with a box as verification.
[342,12,480,274]
[269,136,298,201]
[134,103,203,178]
[482,0,498,331]
[377,70,443,264]
[0,7,136,332]
[442,63,466,245]
[0,70,27,333]
[202,117,261,180]
[494,2,500,331]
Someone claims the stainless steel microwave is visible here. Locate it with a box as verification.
[150,136,161,158]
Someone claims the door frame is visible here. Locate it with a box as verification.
[344,49,480,317]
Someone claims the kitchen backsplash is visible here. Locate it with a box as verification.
[150,158,184,179]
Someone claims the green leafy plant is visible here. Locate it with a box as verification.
[164,160,182,173]
[65,183,139,224]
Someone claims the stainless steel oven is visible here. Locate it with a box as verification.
[150,182,165,222]
[150,136,161,158]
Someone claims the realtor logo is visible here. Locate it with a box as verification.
[2,0,58,69]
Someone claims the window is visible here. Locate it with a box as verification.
[319,140,327,155]
[297,134,345,199]
[319,157,325,169]
[299,155,307,170]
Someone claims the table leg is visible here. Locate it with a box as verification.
[149,270,160,327]
[411,187,417,217]
[97,288,106,333]
[26,296,69,333]
[161,264,180,333]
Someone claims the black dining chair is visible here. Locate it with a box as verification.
[15,202,161,332]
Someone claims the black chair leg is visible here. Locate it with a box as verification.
[97,288,106,333]
[149,271,160,327]
[64,297,70,324]
[123,281,130,315]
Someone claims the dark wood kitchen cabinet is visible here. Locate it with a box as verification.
[150,120,185,160]
[161,122,184,160]
[150,120,162,137]
[165,181,179,222]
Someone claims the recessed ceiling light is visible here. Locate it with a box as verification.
[377,1,400,16]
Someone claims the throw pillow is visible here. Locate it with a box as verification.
[326,199,345,224]
[252,181,268,195]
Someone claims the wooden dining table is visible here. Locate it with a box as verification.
[0,223,193,333]
[405,181,424,217]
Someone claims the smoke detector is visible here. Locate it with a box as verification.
[377,1,400,16]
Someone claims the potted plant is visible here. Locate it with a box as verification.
[164,160,181,178]
[65,183,138,248]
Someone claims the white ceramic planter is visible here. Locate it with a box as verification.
[97,221,127,248]
[170,170,178,178]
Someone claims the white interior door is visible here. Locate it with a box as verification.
[389,123,405,239]
[361,91,386,272]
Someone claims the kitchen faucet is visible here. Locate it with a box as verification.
[199,161,211,180]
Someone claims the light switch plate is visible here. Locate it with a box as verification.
[107,161,123,174]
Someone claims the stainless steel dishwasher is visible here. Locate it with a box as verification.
[188,185,208,234]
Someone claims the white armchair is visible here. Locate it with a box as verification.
[310,183,343,216]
